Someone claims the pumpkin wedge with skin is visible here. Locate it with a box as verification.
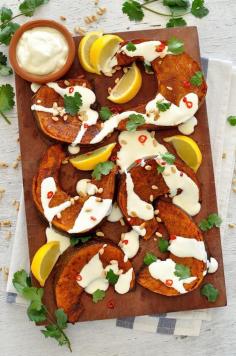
[138,201,206,296]
[54,242,135,323]
[32,144,116,234]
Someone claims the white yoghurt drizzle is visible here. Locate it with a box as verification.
[107,202,123,222]
[31,82,99,145]
[76,178,98,197]
[168,236,218,274]
[119,229,140,260]
[117,130,166,173]
[77,245,133,295]
[119,40,169,62]
[149,258,197,294]
[178,116,198,135]
[125,172,154,220]
[91,93,198,144]
[41,177,71,224]
[68,196,112,234]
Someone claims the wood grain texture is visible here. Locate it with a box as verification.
[0,1,236,356]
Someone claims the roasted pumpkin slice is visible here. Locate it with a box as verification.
[54,242,135,323]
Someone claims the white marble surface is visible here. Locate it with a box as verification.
[0,1,236,355]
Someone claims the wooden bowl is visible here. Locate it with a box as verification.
[9,19,76,84]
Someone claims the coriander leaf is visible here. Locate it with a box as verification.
[201,283,219,302]
[55,308,67,329]
[0,7,13,22]
[0,22,20,45]
[22,287,44,310]
[207,213,222,228]
[174,263,191,280]
[27,304,47,322]
[166,17,187,28]
[70,235,92,246]
[199,218,210,231]
[157,165,165,174]
[161,152,175,165]
[126,41,136,51]
[190,71,203,86]
[126,113,145,131]
[106,269,119,285]
[92,161,114,180]
[144,252,157,266]
[19,0,49,17]
[163,0,189,7]
[227,116,236,126]
[0,52,7,65]
[199,213,222,231]
[158,238,169,252]
[92,289,106,303]
[0,64,12,76]
[191,0,209,18]
[167,37,184,54]
[13,269,31,294]
[156,100,171,112]
[99,106,112,121]
[122,0,144,21]
[41,324,71,348]
[0,84,15,124]
[64,92,83,115]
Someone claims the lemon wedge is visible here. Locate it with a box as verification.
[89,34,123,75]
[78,31,103,73]
[107,63,142,104]
[164,135,202,172]
[31,241,60,287]
[70,142,116,170]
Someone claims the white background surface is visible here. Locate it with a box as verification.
[1,1,236,355]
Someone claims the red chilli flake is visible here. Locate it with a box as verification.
[69,87,74,94]
[122,240,129,245]
[183,80,191,88]
[135,159,142,164]
[84,123,89,128]
[47,191,53,199]
[138,134,147,144]
[170,235,176,240]
[107,299,115,309]
[90,216,97,221]
[183,97,193,109]
[76,274,82,282]
[156,43,165,52]
[111,155,117,162]
[165,279,173,287]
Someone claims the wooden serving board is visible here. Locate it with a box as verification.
[15,27,227,322]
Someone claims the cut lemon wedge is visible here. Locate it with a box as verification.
[78,31,103,73]
[164,135,202,172]
[108,63,142,104]
[31,241,60,287]
[89,34,123,75]
[70,142,116,170]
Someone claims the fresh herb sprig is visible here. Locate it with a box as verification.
[126,113,145,131]
[70,235,92,246]
[0,84,15,124]
[92,289,106,303]
[199,213,222,232]
[122,0,209,28]
[13,269,72,351]
[174,263,191,280]
[227,116,236,126]
[201,283,219,302]
[106,269,119,285]
[0,52,12,76]
[92,161,115,180]
[99,106,113,121]
[158,237,169,252]
[143,252,157,265]
[64,92,83,115]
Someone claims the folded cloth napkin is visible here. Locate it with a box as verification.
[5,58,236,337]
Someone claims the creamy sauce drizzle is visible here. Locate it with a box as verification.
[107,202,123,222]
[178,116,198,135]
[76,179,98,197]
[119,229,140,259]
[120,41,169,62]
[46,227,70,254]
[68,196,112,233]
[168,236,207,262]
[31,83,41,93]
[126,172,154,220]
[41,177,71,224]
[77,246,133,295]
[149,258,197,294]
[68,144,80,155]
[117,130,166,172]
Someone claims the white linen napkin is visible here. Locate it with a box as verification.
[5,58,236,336]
